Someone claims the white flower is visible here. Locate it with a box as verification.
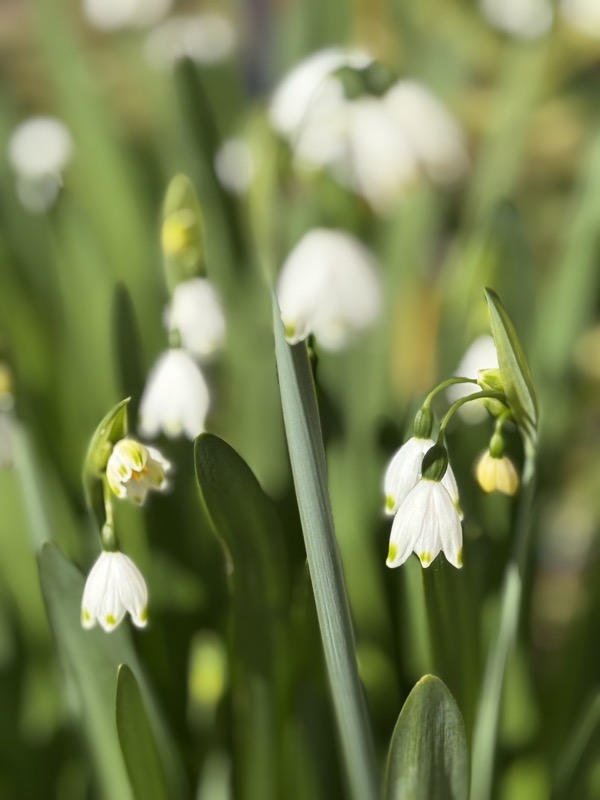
[214,138,255,195]
[145,14,236,70]
[166,278,226,359]
[81,550,148,632]
[476,451,519,496]
[560,0,600,38]
[139,348,210,439]
[384,437,461,516]
[447,335,499,423]
[7,117,74,213]
[386,479,463,569]
[276,228,382,351]
[270,52,467,212]
[479,0,553,39]
[82,0,172,31]
[106,438,171,504]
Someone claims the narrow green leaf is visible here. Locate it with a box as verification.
[194,433,288,800]
[484,288,538,443]
[113,285,145,422]
[385,675,468,800]
[116,664,172,800]
[271,295,378,800]
[39,543,187,800]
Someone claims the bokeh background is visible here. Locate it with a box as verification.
[1,1,600,798]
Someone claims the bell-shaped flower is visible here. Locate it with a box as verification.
[479,0,553,39]
[214,138,255,196]
[384,437,461,516]
[106,438,171,504]
[165,278,226,359]
[476,451,519,496]
[81,550,148,632]
[145,13,236,69]
[7,116,74,213]
[276,228,382,351]
[447,335,499,423]
[139,348,210,439]
[386,478,463,569]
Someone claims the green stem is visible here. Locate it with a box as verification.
[437,391,507,441]
[272,297,378,800]
[469,450,537,800]
[423,377,479,408]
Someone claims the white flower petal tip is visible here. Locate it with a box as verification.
[106,438,171,505]
[80,551,149,633]
[166,279,226,360]
[276,228,382,351]
[476,451,520,496]
[386,480,463,570]
[383,437,460,515]
[139,349,210,440]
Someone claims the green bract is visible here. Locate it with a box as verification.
[161,174,205,291]
[484,288,538,446]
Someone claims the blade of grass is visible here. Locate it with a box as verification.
[272,295,378,800]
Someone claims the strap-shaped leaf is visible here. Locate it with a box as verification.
[484,288,538,443]
[194,433,288,800]
[385,675,468,800]
[116,664,172,800]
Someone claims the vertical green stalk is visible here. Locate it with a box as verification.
[470,453,536,800]
[272,298,378,800]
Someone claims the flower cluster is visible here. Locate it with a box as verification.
[270,49,468,213]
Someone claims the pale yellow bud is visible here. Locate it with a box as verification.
[475,451,519,496]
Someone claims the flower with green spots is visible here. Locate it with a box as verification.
[386,476,463,570]
[106,437,171,505]
[81,550,148,633]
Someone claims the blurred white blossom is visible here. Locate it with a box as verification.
[166,278,226,359]
[82,0,172,30]
[276,228,382,351]
[447,335,499,423]
[106,438,170,504]
[7,117,73,213]
[214,138,255,195]
[384,437,461,517]
[386,478,463,569]
[270,50,468,212]
[479,0,553,39]
[145,14,236,70]
[81,551,148,632]
[139,348,210,439]
[560,0,600,38]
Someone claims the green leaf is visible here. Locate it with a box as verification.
[116,664,172,800]
[194,433,288,800]
[271,295,378,800]
[113,285,145,423]
[385,675,469,800]
[39,543,187,800]
[484,288,538,444]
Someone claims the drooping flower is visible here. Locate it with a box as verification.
[7,116,74,213]
[214,138,255,196]
[145,13,236,69]
[270,51,468,212]
[479,0,553,39]
[447,335,499,423]
[166,278,226,359]
[106,438,170,504]
[81,550,148,632]
[386,478,463,569]
[139,348,210,439]
[276,228,382,351]
[82,0,171,31]
[384,437,461,516]
[476,451,520,496]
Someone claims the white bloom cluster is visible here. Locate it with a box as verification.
[384,439,463,569]
[270,49,468,213]
[7,117,73,213]
[276,228,382,351]
[81,551,148,632]
[140,278,226,440]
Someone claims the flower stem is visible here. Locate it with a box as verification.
[469,449,537,800]
[437,390,507,442]
[422,377,479,408]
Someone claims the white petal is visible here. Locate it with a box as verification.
[8,117,73,180]
[383,437,433,515]
[480,0,553,38]
[167,278,226,359]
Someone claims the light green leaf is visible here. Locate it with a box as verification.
[116,664,172,800]
[484,288,538,444]
[385,675,469,800]
[194,433,288,800]
[39,543,186,800]
[271,295,378,800]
